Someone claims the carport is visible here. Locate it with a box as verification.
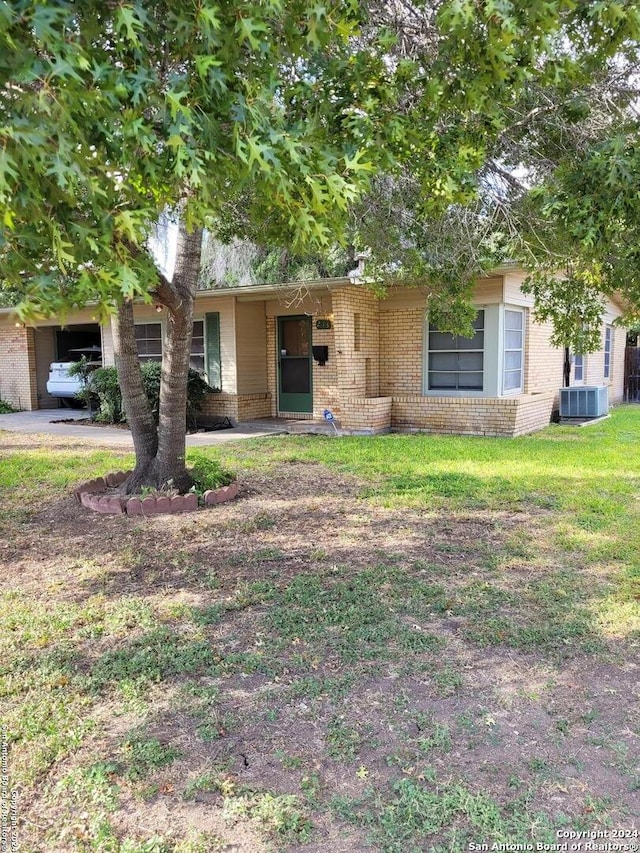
[0,308,104,411]
[35,323,103,408]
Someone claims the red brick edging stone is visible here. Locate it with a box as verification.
[74,470,239,516]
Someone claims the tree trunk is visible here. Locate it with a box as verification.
[111,301,159,493]
[111,223,203,494]
[154,224,203,493]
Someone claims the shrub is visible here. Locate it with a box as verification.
[188,451,235,493]
[90,367,125,424]
[89,364,213,427]
[67,357,98,414]
[139,361,212,428]
[0,397,18,414]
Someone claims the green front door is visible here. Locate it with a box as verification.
[278,315,313,413]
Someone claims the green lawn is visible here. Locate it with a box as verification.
[1,408,638,852]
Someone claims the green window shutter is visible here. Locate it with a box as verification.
[205,312,221,390]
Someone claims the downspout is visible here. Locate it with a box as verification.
[563,346,571,388]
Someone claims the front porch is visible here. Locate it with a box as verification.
[210,390,556,439]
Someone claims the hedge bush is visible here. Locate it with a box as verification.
[90,367,124,423]
[90,364,213,427]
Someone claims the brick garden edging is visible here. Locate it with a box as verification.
[74,470,239,516]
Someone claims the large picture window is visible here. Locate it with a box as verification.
[427,311,484,391]
[503,309,524,393]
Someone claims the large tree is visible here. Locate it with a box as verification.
[2,1,638,492]
[0,0,390,491]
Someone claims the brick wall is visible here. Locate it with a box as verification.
[0,326,38,410]
[266,316,277,416]
[523,314,564,394]
[199,392,271,425]
[238,393,272,421]
[332,286,380,401]
[262,284,560,436]
[264,286,382,422]
[512,393,558,436]
[341,396,392,433]
[379,307,424,395]
[525,308,626,406]
[392,393,555,437]
[102,323,115,367]
[610,326,625,404]
[311,314,339,418]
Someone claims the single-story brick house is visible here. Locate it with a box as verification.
[0,266,626,436]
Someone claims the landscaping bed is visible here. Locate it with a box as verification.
[75,471,239,515]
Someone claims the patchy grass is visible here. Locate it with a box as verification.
[1,409,639,851]
[118,730,182,782]
[187,450,235,493]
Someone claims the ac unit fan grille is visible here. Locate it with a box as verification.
[559,386,609,418]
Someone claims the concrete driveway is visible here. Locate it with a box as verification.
[0,409,287,447]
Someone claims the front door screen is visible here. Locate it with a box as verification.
[280,318,310,394]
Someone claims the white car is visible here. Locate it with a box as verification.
[46,347,102,399]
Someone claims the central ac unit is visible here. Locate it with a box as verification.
[559,385,609,419]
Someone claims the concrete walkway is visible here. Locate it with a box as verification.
[0,409,288,447]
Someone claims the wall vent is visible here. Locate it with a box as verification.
[559,385,609,419]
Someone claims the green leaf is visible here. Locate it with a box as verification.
[51,225,76,274]
[194,55,222,80]
[118,264,140,299]
[115,6,144,44]
[114,212,141,244]
[166,90,191,120]
[235,16,268,48]
[0,149,18,198]
[198,5,222,33]
[343,150,375,174]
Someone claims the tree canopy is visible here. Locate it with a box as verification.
[4,0,640,319]
[0,0,389,318]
